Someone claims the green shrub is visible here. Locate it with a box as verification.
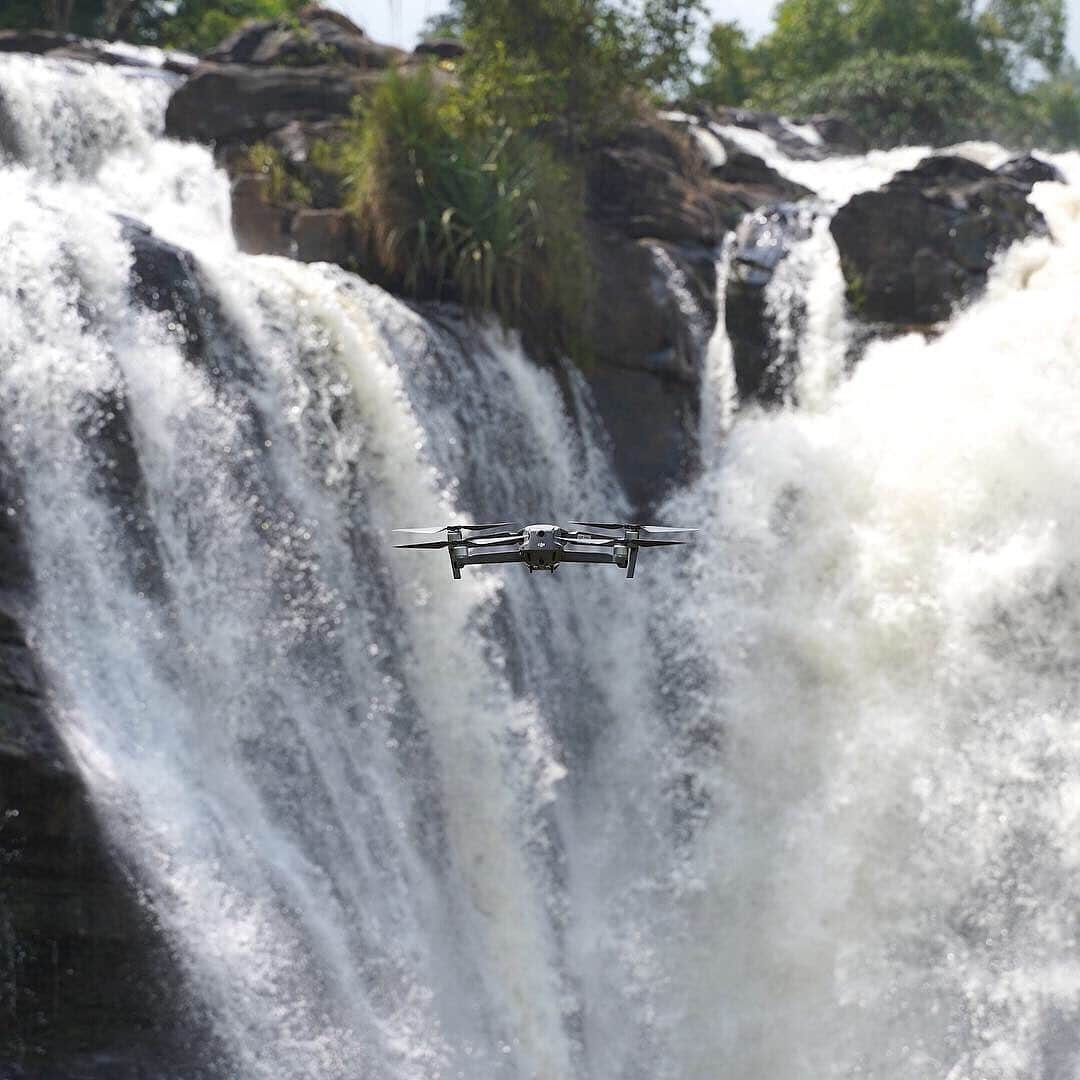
[773,50,1022,147]
[246,142,313,206]
[347,70,589,353]
[1023,76,1080,148]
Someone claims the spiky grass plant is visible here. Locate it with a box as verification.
[347,70,589,354]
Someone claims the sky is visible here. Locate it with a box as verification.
[341,0,1080,60]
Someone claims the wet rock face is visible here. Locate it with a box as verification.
[0,29,194,72]
[583,222,717,510]
[726,203,819,403]
[831,154,1053,326]
[708,105,829,162]
[0,30,78,55]
[0,454,220,1077]
[583,121,722,510]
[587,119,721,247]
[164,62,380,144]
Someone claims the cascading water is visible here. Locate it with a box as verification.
[5,46,1080,1080]
[665,128,1080,1079]
[0,53,681,1080]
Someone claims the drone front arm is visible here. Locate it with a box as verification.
[460,549,527,567]
[558,548,618,566]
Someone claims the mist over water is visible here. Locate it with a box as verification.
[4,50,1080,1080]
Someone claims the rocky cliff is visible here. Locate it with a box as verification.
[0,466,220,1078]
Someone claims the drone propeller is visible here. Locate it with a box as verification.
[466,534,526,546]
[572,522,697,535]
[394,522,519,536]
[395,540,451,550]
[566,534,686,548]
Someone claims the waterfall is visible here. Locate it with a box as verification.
[0,53,681,1080]
[5,47,1080,1080]
[666,146,1080,1078]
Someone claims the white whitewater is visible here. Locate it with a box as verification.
[668,131,1080,1079]
[4,49,1080,1080]
[0,54,677,1080]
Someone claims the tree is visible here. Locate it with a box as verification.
[981,0,1066,76]
[761,0,853,87]
[630,0,707,96]
[453,0,636,145]
[697,20,760,105]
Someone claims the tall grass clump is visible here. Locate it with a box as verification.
[346,69,589,355]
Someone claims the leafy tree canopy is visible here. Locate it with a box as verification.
[0,0,305,52]
[431,0,706,144]
[757,0,1066,93]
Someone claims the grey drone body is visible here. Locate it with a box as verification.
[394,522,694,579]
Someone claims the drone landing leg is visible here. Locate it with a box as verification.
[626,546,639,579]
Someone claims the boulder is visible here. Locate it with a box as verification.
[293,207,354,264]
[831,154,1048,325]
[0,453,220,1077]
[708,105,828,161]
[583,223,717,508]
[48,41,132,66]
[231,173,295,256]
[725,203,819,402]
[709,148,815,206]
[204,7,403,69]
[995,153,1065,188]
[0,29,76,54]
[165,62,380,143]
[414,39,466,60]
[804,114,869,155]
[587,119,721,247]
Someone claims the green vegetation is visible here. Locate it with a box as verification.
[346,70,587,352]
[14,0,1077,349]
[427,0,706,144]
[1,0,306,52]
[695,0,1075,149]
[246,142,313,206]
[781,51,1013,147]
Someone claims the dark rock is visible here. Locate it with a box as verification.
[47,42,130,66]
[1,744,225,1078]
[414,39,465,60]
[0,455,220,1076]
[585,363,698,516]
[831,154,1048,325]
[995,153,1065,189]
[292,208,354,263]
[726,203,819,402]
[0,29,76,54]
[583,223,716,508]
[710,105,827,161]
[162,51,199,75]
[202,19,276,64]
[123,218,220,366]
[165,62,380,143]
[804,113,869,155]
[587,119,720,247]
[710,149,815,205]
[205,7,402,69]
[231,173,295,256]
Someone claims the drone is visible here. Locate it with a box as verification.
[394,522,694,579]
